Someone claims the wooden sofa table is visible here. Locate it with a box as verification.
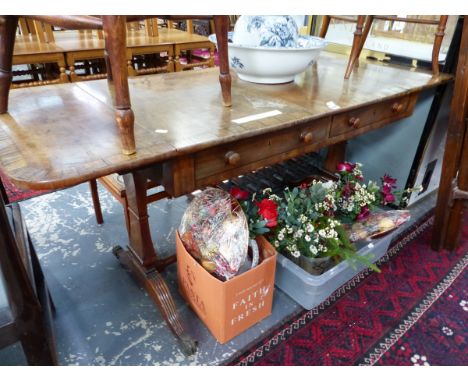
[0,51,451,354]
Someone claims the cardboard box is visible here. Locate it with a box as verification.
[176,232,277,344]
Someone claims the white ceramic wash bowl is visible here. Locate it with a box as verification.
[209,32,328,84]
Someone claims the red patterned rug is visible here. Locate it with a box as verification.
[0,168,50,203]
[228,212,468,366]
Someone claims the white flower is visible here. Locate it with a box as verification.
[291,250,301,258]
[309,245,318,255]
[410,354,430,366]
[442,326,453,336]
[305,235,311,242]
[460,300,468,311]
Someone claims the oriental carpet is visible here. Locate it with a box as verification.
[0,168,51,203]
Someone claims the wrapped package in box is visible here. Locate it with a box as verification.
[176,232,277,344]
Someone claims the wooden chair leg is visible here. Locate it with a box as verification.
[344,15,367,79]
[0,16,18,113]
[432,15,449,76]
[89,179,104,225]
[213,15,231,107]
[318,15,331,38]
[354,15,374,68]
[102,16,136,155]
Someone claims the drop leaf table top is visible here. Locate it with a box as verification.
[0,51,451,191]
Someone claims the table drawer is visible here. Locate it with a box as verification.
[329,95,411,138]
[194,118,330,183]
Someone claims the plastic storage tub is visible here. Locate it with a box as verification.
[275,233,394,310]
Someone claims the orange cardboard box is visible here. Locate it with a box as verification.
[176,231,277,344]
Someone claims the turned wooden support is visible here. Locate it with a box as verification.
[122,170,158,270]
[213,15,232,107]
[102,16,136,155]
[0,16,18,114]
[344,15,366,79]
[318,15,331,38]
[432,15,448,76]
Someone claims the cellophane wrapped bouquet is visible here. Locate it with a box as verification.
[179,188,250,281]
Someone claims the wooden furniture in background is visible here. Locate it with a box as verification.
[0,15,232,158]
[0,200,58,365]
[12,17,68,87]
[319,15,367,79]
[432,16,468,251]
[359,16,448,76]
[320,15,449,78]
[0,51,451,354]
[53,29,108,82]
[89,173,169,230]
[168,19,215,72]
[127,19,175,75]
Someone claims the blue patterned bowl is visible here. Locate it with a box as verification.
[209,32,328,84]
[232,15,299,48]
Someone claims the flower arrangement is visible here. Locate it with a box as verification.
[334,162,403,222]
[230,182,379,274]
[271,181,379,272]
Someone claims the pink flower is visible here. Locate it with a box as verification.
[336,162,354,172]
[383,192,396,204]
[381,184,393,195]
[341,182,353,197]
[382,174,397,187]
[256,199,278,228]
[356,205,370,221]
[229,187,249,200]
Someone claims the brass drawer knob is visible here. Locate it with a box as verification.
[300,131,313,144]
[392,102,404,113]
[225,151,241,166]
[348,117,361,129]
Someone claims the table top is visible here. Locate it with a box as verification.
[0,51,452,190]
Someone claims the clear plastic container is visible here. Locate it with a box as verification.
[275,233,394,310]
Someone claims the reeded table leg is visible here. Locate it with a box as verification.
[113,170,197,356]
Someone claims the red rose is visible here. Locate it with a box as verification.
[256,199,278,228]
[230,187,249,200]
